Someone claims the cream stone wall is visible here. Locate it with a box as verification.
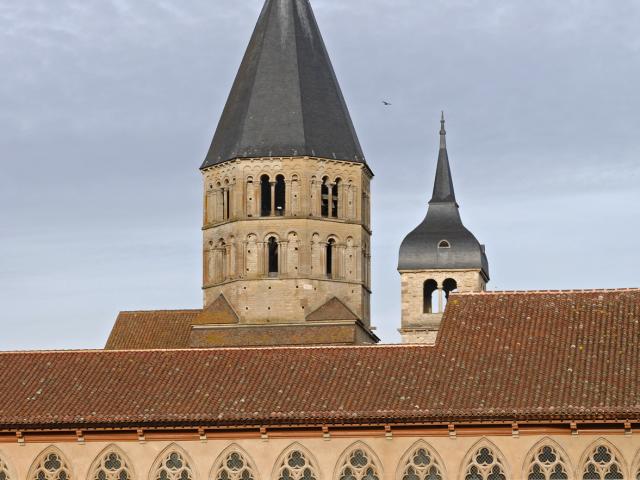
[1,433,639,480]
[201,157,372,326]
[399,270,486,344]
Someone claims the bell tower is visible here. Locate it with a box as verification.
[398,114,489,344]
[197,0,377,347]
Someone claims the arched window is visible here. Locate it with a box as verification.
[30,449,71,480]
[438,240,450,249]
[337,446,380,480]
[275,175,286,216]
[0,455,11,480]
[326,238,336,278]
[151,449,193,480]
[275,448,319,480]
[90,449,133,480]
[332,178,341,218]
[212,448,256,480]
[581,444,624,480]
[399,444,444,480]
[423,279,438,314]
[442,278,458,310]
[321,177,330,217]
[268,236,279,276]
[224,179,231,220]
[261,175,271,217]
[525,444,570,480]
[463,445,507,480]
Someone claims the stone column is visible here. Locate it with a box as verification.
[270,181,276,217]
[285,180,292,216]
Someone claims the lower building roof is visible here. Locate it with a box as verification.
[1,289,639,429]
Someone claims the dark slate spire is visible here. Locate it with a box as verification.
[398,116,489,279]
[430,112,456,204]
[201,0,365,169]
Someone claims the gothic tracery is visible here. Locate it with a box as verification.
[151,449,193,480]
[399,444,443,480]
[581,444,625,480]
[525,444,570,480]
[30,449,71,480]
[275,448,319,480]
[337,446,380,480]
[463,445,507,480]
[212,449,256,480]
[91,449,132,480]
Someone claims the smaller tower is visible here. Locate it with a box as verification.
[398,114,489,344]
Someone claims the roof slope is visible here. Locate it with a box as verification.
[201,0,365,168]
[105,310,202,350]
[4,289,640,429]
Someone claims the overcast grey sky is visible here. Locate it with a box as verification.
[1,0,639,350]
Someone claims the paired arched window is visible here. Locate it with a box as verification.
[337,446,381,480]
[30,449,71,480]
[525,444,569,480]
[399,444,443,480]
[423,279,438,314]
[90,449,133,480]
[268,236,279,275]
[151,449,193,480]
[275,448,319,480]
[463,445,507,480]
[581,444,624,480]
[212,448,257,480]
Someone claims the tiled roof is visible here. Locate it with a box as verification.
[105,310,202,350]
[3,289,639,429]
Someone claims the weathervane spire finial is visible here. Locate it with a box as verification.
[440,111,447,149]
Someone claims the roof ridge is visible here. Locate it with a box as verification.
[454,287,640,296]
[119,309,203,314]
[0,343,433,355]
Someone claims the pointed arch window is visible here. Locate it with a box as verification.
[152,450,193,480]
[213,450,256,480]
[526,445,569,480]
[0,455,11,480]
[92,450,132,480]
[338,447,380,480]
[581,445,624,480]
[31,450,71,480]
[276,450,318,480]
[400,445,443,480]
[464,446,506,480]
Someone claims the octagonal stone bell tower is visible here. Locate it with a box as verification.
[197,0,377,347]
[398,114,489,344]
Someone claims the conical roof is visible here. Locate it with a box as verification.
[398,115,489,279]
[201,0,365,169]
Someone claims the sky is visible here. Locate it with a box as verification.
[1,0,639,350]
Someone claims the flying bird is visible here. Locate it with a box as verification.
[382,101,392,106]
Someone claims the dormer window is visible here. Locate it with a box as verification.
[438,240,451,249]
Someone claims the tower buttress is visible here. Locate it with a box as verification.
[397,114,489,344]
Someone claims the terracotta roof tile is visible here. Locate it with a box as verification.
[105,310,201,350]
[3,289,639,428]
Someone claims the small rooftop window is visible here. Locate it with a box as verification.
[438,240,451,249]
